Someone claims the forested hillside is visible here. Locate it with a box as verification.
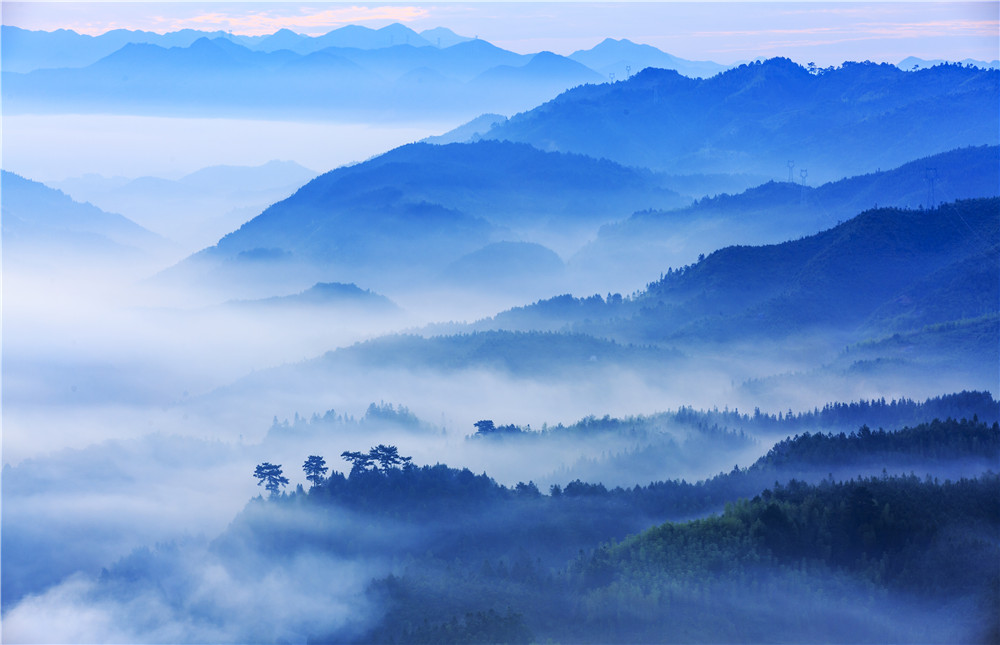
[484,59,999,181]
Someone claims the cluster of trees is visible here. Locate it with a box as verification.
[253,445,413,495]
[226,415,1000,642]
[315,472,999,644]
[341,444,413,475]
[266,402,424,442]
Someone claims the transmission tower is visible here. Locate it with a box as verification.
[626,65,631,78]
[787,160,795,183]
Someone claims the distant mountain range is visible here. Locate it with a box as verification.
[1,170,174,272]
[569,38,728,80]
[482,58,999,182]
[52,160,318,252]
[2,25,732,120]
[898,56,999,71]
[0,24,470,73]
[2,35,596,119]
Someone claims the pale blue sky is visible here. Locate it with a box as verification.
[3,2,998,66]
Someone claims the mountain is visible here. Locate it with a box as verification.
[227,282,399,313]
[313,330,680,378]
[569,38,729,79]
[482,58,999,182]
[52,161,318,252]
[1,170,174,272]
[477,198,999,359]
[0,24,441,72]
[252,28,310,53]
[471,51,603,87]
[161,140,685,296]
[420,27,474,49]
[0,25,242,72]
[898,56,999,71]
[3,35,598,119]
[569,145,1000,289]
[422,113,509,144]
[304,23,432,53]
[440,242,566,295]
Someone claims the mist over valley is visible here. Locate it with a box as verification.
[3,8,999,644]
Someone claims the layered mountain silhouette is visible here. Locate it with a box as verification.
[53,160,318,252]
[570,146,1000,288]
[4,33,597,118]
[482,58,999,182]
[569,38,728,80]
[0,24,470,72]
[480,198,999,349]
[3,25,744,119]
[1,170,174,272]
[161,140,685,296]
[227,282,399,313]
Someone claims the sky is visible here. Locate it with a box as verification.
[2,2,998,66]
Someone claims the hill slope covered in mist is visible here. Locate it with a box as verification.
[162,140,685,296]
[1,170,174,271]
[572,145,1000,283]
[483,198,999,345]
[73,415,999,644]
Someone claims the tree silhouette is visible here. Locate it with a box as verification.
[341,450,374,475]
[253,462,289,496]
[370,444,407,470]
[303,455,328,487]
[342,446,412,474]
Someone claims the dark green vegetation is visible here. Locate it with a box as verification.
[485,59,999,181]
[185,414,999,644]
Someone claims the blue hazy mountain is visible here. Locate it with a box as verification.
[422,113,509,144]
[2,33,604,118]
[301,23,432,52]
[319,330,680,377]
[1,170,174,269]
[482,58,999,182]
[227,282,400,313]
[0,25,242,72]
[571,145,1000,288]
[471,50,602,87]
[898,56,999,71]
[53,161,318,252]
[162,140,685,295]
[569,37,729,80]
[0,23,438,72]
[440,242,566,294]
[483,198,998,347]
[419,26,474,49]
[310,38,528,83]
